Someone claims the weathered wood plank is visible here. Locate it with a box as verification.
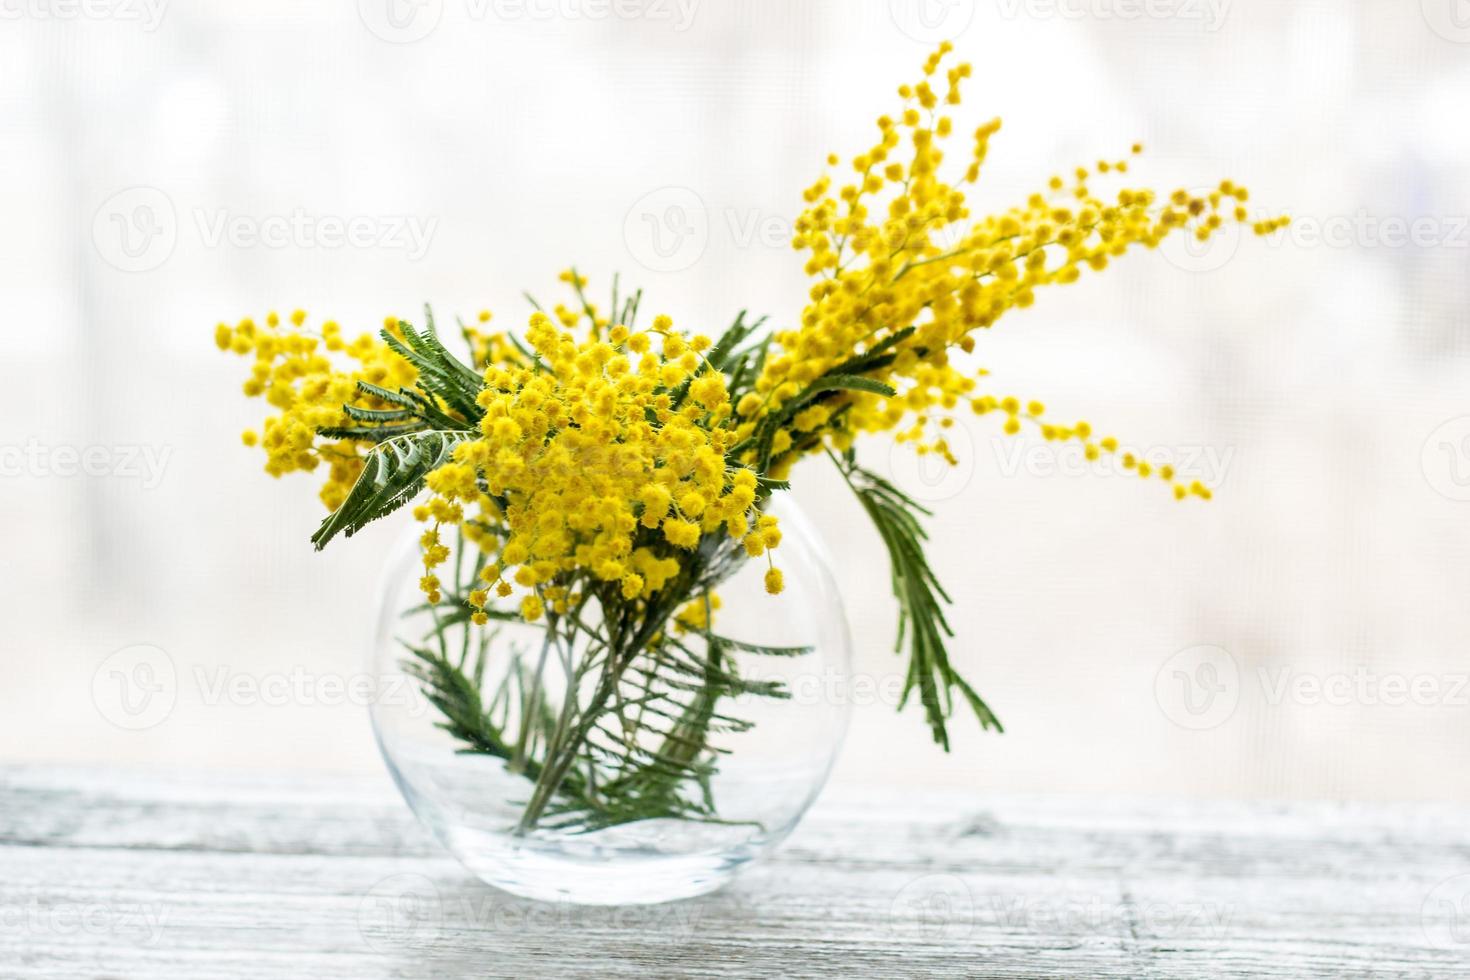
[1,767,1467,978]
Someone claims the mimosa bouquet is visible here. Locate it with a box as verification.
[216,45,1280,836]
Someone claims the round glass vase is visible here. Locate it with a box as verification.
[368,497,851,905]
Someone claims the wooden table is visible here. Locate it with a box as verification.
[3,767,1467,978]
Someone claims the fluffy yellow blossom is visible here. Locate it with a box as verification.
[764,567,784,595]
[218,311,419,510]
[411,307,783,607]
[674,592,721,633]
[736,45,1283,498]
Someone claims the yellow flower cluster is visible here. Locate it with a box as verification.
[738,42,1281,499]
[414,308,783,617]
[220,43,1281,630]
[216,311,417,510]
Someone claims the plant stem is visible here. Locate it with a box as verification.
[515,651,620,835]
[511,629,554,774]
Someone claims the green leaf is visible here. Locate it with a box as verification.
[740,368,898,469]
[342,404,417,423]
[379,316,484,421]
[311,429,472,550]
[708,634,813,657]
[707,311,769,374]
[355,381,424,410]
[804,375,897,399]
[832,451,1002,748]
[830,325,915,376]
[505,331,550,374]
[316,421,427,443]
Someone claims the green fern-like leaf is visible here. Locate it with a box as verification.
[832,449,1001,749]
[380,315,485,422]
[707,634,813,657]
[311,429,473,549]
[829,325,915,376]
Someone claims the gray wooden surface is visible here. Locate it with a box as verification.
[2,766,1468,978]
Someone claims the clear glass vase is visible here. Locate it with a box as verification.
[368,496,851,905]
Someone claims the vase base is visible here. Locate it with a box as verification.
[449,829,748,905]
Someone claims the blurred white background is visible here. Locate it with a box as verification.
[4,0,1470,804]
